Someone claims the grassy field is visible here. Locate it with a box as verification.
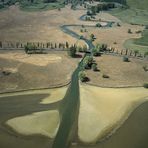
[0,0,65,11]
[134,29,148,46]
[20,0,65,12]
[108,0,148,52]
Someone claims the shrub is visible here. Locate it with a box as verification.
[24,44,37,54]
[143,83,148,88]
[99,44,108,51]
[92,48,101,56]
[90,34,95,41]
[96,23,101,27]
[117,22,121,27]
[80,29,83,33]
[102,74,109,78]
[83,56,93,69]
[145,25,148,29]
[67,45,77,57]
[123,56,129,62]
[128,29,132,34]
[143,66,148,72]
[135,30,142,34]
[85,16,91,21]
[92,63,97,71]
[134,50,139,57]
[144,51,148,57]
[79,71,87,82]
[79,35,84,39]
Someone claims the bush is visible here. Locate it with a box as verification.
[92,48,101,56]
[79,35,84,39]
[143,83,148,88]
[143,66,148,72]
[85,16,91,21]
[80,29,83,33]
[99,44,108,51]
[128,29,132,34]
[92,63,97,71]
[117,22,121,27]
[144,51,148,57]
[123,56,129,62]
[102,74,109,79]
[67,45,77,57]
[83,56,93,69]
[96,23,101,27]
[145,25,148,29]
[79,71,87,82]
[24,44,37,54]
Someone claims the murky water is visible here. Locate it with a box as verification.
[71,101,148,148]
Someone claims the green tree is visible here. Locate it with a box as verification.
[66,42,69,48]
[96,23,101,27]
[92,63,97,71]
[67,45,77,57]
[134,50,139,57]
[99,44,108,51]
[79,71,87,82]
[92,48,101,56]
[83,55,93,69]
[144,51,148,57]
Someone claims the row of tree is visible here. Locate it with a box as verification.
[0,41,70,49]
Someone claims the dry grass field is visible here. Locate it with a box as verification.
[0,50,79,92]
[0,5,85,46]
[78,84,148,143]
[70,22,143,51]
[86,55,148,87]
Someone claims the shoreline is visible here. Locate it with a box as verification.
[78,84,148,144]
[0,80,71,95]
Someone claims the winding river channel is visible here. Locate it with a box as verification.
[0,13,148,148]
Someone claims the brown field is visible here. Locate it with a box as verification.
[69,12,144,50]
[0,5,86,46]
[0,50,79,93]
[86,55,148,87]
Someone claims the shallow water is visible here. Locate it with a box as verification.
[0,94,59,148]
[71,101,148,148]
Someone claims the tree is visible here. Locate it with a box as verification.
[96,23,101,27]
[143,83,148,88]
[67,45,77,57]
[144,51,148,57]
[99,44,108,51]
[91,6,96,15]
[128,29,132,34]
[24,44,37,54]
[79,71,87,82]
[83,55,93,69]
[123,56,129,62]
[66,41,69,48]
[90,34,95,41]
[0,41,2,48]
[92,48,101,56]
[134,50,139,57]
[92,63,97,71]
